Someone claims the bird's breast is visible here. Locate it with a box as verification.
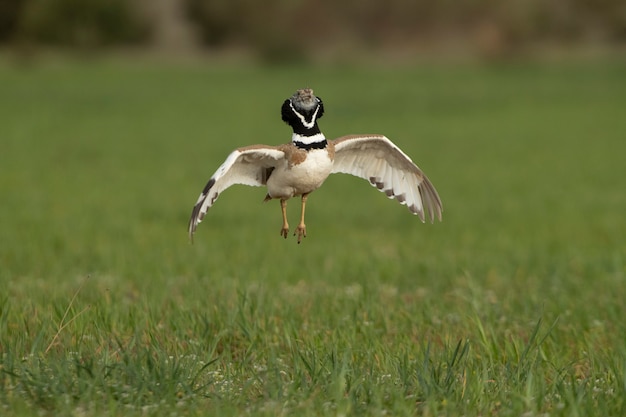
[267,148,333,198]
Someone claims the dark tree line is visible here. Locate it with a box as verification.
[1,0,624,58]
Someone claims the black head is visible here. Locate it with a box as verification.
[281,88,324,136]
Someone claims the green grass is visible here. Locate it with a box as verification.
[1,57,626,416]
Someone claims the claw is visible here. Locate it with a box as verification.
[294,224,306,244]
[281,226,289,239]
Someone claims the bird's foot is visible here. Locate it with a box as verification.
[294,224,306,244]
[280,224,289,239]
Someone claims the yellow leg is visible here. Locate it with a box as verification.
[294,193,308,244]
[280,199,289,239]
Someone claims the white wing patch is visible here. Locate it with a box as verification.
[331,134,442,222]
[188,146,284,239]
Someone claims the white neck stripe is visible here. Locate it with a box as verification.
[289,102,319,129]
[292,132,326,145]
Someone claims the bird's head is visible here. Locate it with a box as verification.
[281,88,324,135]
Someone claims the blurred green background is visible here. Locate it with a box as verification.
[3,0,623,283]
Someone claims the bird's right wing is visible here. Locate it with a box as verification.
[188,145,285,239]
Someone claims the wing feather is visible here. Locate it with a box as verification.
[330,134,442,222]
[188,145,285,239]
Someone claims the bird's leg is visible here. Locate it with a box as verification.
[295,193,308,244]
[280,199,289,239]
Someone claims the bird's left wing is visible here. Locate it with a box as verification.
[331,134,442,222]
[188,145,285,239]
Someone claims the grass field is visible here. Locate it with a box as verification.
[1,57,625,416]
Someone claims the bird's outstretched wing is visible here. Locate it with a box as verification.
[188,145,285,239]
[331,134,442,222]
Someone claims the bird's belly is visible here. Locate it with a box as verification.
[267,149,333,198]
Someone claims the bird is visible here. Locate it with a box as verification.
[188,88,442,243]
